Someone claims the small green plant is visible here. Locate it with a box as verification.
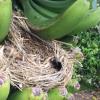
[76,31,100,88]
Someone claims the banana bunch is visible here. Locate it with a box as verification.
[18,0,90,40]
[8,87,46,100]
[0,0,12,42]
[18,0,100,40]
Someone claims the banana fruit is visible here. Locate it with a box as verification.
[18,0,58,29]
[0,0,12,42]
[33,0,75,13]
[37,0,90,40]
[29,0,58,18]
[18,0,100,40]
[71,7,100,34]
[19,0,90,40]
[0,73,10,100]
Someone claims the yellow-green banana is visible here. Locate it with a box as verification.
[0,0,12,42]
[71,7,100,34]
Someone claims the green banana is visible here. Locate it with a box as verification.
[48,87,67,100]
[0,74,10,100]
[29,0,58,18]
[71,7,100,34]
[18,0,75,28]
[8,87,46,100]
[0,0,12,42]
[19,0,55,29]
[19,0,90,40]
[36,0,90,40]
[33,0,76,13]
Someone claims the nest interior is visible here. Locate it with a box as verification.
[0,11,83,91]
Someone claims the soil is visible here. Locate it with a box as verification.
[73,90,100,100]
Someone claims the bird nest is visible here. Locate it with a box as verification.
[0,11,83,90]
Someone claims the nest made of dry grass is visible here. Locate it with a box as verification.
[0,11,83,90]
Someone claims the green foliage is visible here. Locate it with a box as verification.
[76,31,100,88]
[66,79,80,93]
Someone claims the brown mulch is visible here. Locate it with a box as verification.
[73,90,100,100]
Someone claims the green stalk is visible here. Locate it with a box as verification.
[37,0,90,40]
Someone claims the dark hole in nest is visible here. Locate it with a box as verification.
[50,57,62,71]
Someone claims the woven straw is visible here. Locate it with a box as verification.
[0,11,83,90]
